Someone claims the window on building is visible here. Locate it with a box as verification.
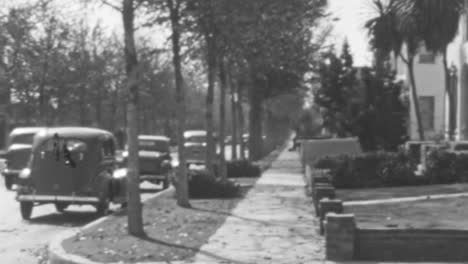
[418,96,435,131]
[419,52,436,64]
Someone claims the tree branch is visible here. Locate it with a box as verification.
[101,0,123,12]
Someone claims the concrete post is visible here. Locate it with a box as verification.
[319,199,344,235]
[313,186,335,216]
[325,213,356,261]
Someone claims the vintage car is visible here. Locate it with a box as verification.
[184,130,209,166]
[15,127,127,220]
[2,127,46,190]
[119,135,172,189]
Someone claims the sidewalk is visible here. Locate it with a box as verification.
[183,149,325,264]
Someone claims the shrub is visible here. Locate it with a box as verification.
[424,150,468,184]
[377,151,425,187]
[188,170,241,198]
[226,160,261,178]
[314,150,419,189]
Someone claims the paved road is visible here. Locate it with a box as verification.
[0,144,244,263]
[0,178,162,264]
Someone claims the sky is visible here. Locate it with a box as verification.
[1,0,375,67]
[327,0,375,67]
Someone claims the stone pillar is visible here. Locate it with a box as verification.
[325,213,356,261]
[313,186,335,216]
[319,199,344,235]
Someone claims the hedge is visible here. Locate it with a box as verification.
[226,160,261,178]
[425,150,468,184]
[188,170,241,198]
[314,150,422,189]
[314,148,468,189]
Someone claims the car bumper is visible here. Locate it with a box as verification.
[2,170,20,177]
[16,194,100,203]
[186,159,205,164]
[140,174,167,181]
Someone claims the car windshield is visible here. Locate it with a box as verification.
[186,136,206,144]
[138,140,169,152]
[10,133,36,145]
[40,138,87,152]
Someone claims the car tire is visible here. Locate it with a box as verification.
[55,202,69,213]
[4,176,12,190]
[20,202,33,220]
[162,178,169,190]
[96,198,110,216]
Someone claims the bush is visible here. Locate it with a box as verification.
[424,150,468,184]
[188,170,241,198]
[226,160,261,178]
[314,150,420,189]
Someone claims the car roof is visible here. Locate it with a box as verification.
[10,127,47,136]
[138,135,170,141]
[184,130,207,138]
[34,127,113,141]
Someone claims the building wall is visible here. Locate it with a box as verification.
[447,13,468,140]
[395,46,446,140]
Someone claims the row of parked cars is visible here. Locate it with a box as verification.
[0,126,210,220]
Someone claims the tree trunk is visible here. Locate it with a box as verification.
[205,38,216,176]
[228,67,238,160]
[237,89,246,160]
[249,80,263,161]
[123,0,144,237]
[218,58,227,181]
[407,53,425,141]
[443,50,455,141]
[167,0,190,208]
[79,85,87,126]
[95,88,102,127]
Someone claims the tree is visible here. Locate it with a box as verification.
[217,57,227,180]
[165,0,190,207]
[122,0,144,236]
[365,0,424,140]
[356,66,409,151]
[398,0,464,140]
[314,41,358,137]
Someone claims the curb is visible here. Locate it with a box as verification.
[48,185,176,264]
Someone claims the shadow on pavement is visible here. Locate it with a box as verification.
[140,235,252,264]
[28,211,101,227]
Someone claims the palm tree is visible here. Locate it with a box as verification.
[365,0,425,140]
[397,0,464,140]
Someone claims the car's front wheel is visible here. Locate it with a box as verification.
[96,198,110,216]
[55,202,69,213]
[20,202,33,220]
[4,176,12,190]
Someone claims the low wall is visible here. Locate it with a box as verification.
[356,228,468,262]
[299,138,362,168]
[325,214,468,262]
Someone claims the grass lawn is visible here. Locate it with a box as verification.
[63,188,249,263]
[337,183,468,201]
[345,196,468,229]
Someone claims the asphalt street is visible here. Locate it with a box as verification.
[0,179,162,264]
[0,145,244,263]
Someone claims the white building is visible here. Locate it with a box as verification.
[397,9,468,141]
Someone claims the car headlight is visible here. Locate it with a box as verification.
[113,168,127,179]
[161,160,172,169]
[19,168,31,179]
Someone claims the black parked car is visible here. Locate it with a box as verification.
[118,135,173,189]
[2,127,45,190]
